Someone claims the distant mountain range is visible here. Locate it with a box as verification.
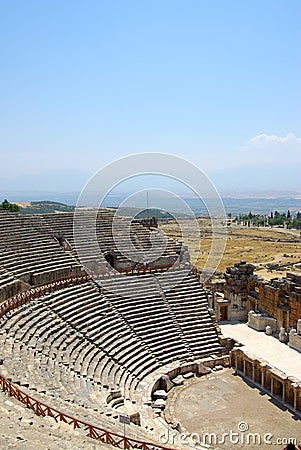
[1,189,300,204]
[12,196,301,217]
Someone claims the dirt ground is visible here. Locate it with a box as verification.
[168,369,301,450]
[160,219,301,279]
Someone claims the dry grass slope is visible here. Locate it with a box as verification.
[160,219,301,279]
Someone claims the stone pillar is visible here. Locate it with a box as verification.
[234,351,238,370]
[292,384,299,411]
[271,377,274,396]
[282,382,285,402]
[297,387,301,413]
[217,304,221,322]
[261,365,265,388]
[293,388,297,411]
[252,363,255,382]
[277,309,282,332]
[229,351,233,366]
[297,319,301,335]
[243,359,246,376]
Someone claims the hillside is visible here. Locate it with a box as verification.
[17,201,75,214]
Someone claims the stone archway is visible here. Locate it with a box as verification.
[105,253,115,269]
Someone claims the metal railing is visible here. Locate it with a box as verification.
[0,373,172,449]
[0,274,91,318]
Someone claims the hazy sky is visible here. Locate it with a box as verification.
[0,0,300,194]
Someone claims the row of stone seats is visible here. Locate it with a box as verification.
[0,292,176,443]
[1,270,221,383]
[41,211,179,267]
[0,267,23,302]
[40,283,162,389]
[0,324,153,441]
[0,312,106,414]
[40,212,136,268]
[101,273,197,364]
[0,211,81,284]
[0,297,138,418]
[130,222,178,256]
[155,270,222,357]
[1,270,219,396]
[0,281,162,403]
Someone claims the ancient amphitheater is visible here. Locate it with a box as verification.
[0,210,300,450]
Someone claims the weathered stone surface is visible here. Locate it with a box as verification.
[182,371,194,379]
[153,389,168,400]
[0,389,112,449]
[215,261,301,330]
[153,398,166,409]
[248,310,277,332]
[172,375,185,386]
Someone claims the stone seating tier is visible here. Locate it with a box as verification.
[0,211,81,285]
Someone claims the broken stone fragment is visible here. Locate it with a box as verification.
[153,390,168,400]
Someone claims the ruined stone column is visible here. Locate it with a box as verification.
[297,319,301,335]
[234,351,238,371]
[255,299,259,312]
[297,386,301,413]
[271,377,274,396]
[217,303,221,322]
[260,364,265,388]
[230,350,238,370]
[286,311,290,332]
[292,384,299,411]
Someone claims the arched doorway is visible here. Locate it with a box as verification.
[105,253,115,269]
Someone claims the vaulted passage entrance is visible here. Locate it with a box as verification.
[105,253,115,269]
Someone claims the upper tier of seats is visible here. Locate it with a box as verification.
[0,209,183,300]
[40,211,181,273]
[0,211,82,290]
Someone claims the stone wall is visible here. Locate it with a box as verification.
[214,262,258,322]
[31,266,83,285]
[212,261,301,332]
[0,280,29,303]
[230,347,301,415]
[258,273,301,330]
[224,262,257,299]
[247,310,277,332]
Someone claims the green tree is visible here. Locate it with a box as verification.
[0,199,20,212]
